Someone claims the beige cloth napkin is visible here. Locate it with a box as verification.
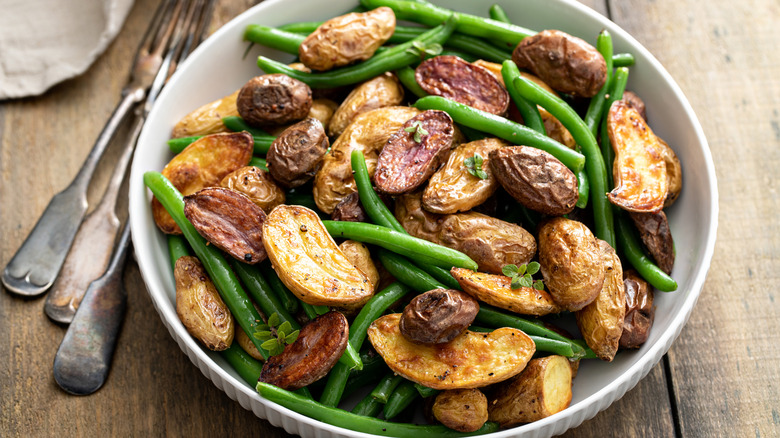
[0,0,135,100]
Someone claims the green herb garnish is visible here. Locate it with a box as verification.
[404,120,429,143]
[254,312,300,356]
[406,41,443,58]
[502,262,545,290]
[463,153,488,179]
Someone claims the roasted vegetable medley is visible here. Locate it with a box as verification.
[144,1,681,435]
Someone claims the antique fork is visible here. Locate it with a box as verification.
[53,0,215,395]
[2,0,185,297]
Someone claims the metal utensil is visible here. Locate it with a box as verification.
[2,0,184,297]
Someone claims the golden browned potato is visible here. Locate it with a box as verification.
[396,192,536,275]
[259,311,348,390]
[235,325,264,361]
[540,108,577,149]
[152,132,254,234]
[607,100,668,213]
[338,240,380,292]
[622,90,647,121]
[309,98,339,128]
[416,55,509,115]
[314,106,420,213]
[220,166,285,212]
[575,240,626,361]
[432,389,489,433]
[451,268,560,316]
[263,205,374,308]
[423,138,505,214]
[512,29,606,98]
[237,74,312,126]
[658,137,683,207]
[174,256,234,351]
[488,355,573,427]
[538,217,605,311]
[620,270,655,349]
[299,7,395,71]
[171,90,239,138]
[328,72,404,137]
[629,210,675,274]
[266,118,329,189]
[399,289,479,344]
[368,313,535,390]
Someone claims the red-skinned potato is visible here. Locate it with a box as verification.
[331,192,369,223]
[620,270,655,349]
[451,268,561,316]
[237,74,312,126]
[629,210,675,274]
[399,289,479,344]
[266,117,329,189]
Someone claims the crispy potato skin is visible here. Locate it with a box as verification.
[314,106,420,213]
[328,72,404,137]
[433,389,489,433]
[172,90,239,138]
[416,55,510,115]
[620,270,655,349]
[267,118,329,189]
[338,240,380,293]
[622,91,647,122]
[399,289,479,344]
[152,132,253,234]
[368,313,535,390]
[629,210,675,274]
[237,74,312,126]
[607,100,668,213]
[299,7,395,71]
[184,187,267,264]
[309,98,339,128]
[331,192,369,223]
[396,193,536,275]
[538,217,605,311]
[575,240,626,361]
[259,311,349,390]
[658,137,683,207]
[488,355,573,427]
[174,256,234,351]
[489,146,578,216]
[512,30,606,98]
[423,138,506,214]
[262,205,374,308]
[235,325,265,361]
[451,268,561,316]
[220,166,285,213]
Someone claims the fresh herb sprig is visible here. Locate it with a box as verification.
[254,312,299,356]
[463,153,488,179]
[406,40,443,58]
[404,121,429,143]
[502,262,544,290]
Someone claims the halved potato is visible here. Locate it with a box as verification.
[262,205,374,308]
[658,137,683,207]
[152,132,254,234]
[488,355,573,427]
[171,90,239,138]
[607,100,667,213]
[451,267,561,316]
[367,313,535,390]
[338,240,380,293]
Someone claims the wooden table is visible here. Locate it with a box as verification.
[2,0,778,436]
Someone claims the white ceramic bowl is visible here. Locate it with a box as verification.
[129,0,718,436]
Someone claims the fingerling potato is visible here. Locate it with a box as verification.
[451,268,561,316]
[338,240,380,293]
[171,90,239,138]
[328,72,404,137]
[432,389,489,433]
[220,166,286,212]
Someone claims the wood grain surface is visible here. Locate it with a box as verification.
[1,0,778,437]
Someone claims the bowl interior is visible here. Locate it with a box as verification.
[129,0,717,436]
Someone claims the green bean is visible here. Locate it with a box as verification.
[360,0,533,47]
[439,49,478,62]
[144,171,270,360]
[351,392,384,417]
[371,373,404,403]
[599,67,629,188]
[415,261,462,290]
[249,157,267,171]
[300,302,330,320]
[513,76,615,248]
[501,60,545,135]
[388,26,512,64]
[167,134,274,155]
[414,96,585,173]
[612,52,635,67]
[167,234,191,265]
[222,115,272,137]
[414,383,440,398]
[323,220,478,271]
[383,380,419,419]
[458,124,488,141]
[244,24,306,54]
[488,4,511,24]
[257,382,500,436]
[576,168,590,209]
[584,30,614,136]
[351,150,405,232]
[257,16,457,88]
[321,363,355,407]
[257,262,299,314]
[278,21,320,33]
[342,352,390,398]
[221,343,263,387]
[395,66,428,98]
[616,214,678,292]
[284,190,319,210]
[378,249,446,292]
[231,260,299,329]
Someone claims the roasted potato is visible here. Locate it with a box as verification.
[488,355,573,427]
[399,289,479,344]
[171,90,238,138]
[658,137,683,207]
[266,117,329,189]
[309,98,339,128]
[152,132,254,234]
[313,106,420,213]
[512,29,606,98]
[368,313,535,390]
[396,192,536,275]
[575,240,626,361]
[607,100,668,213]
[422,138,505,214]
[629,210,675,274]
[237,74,312,126]
[620,270,655,349]
[374,110,455,195]
[259,311,349,390]
[235,325,264,361]
[174,256,234,351]
[416,55,509,115]
[432,389,489,433]
[622,90,647,122]
[299,7,395,71]
[220,165,285,212]
[538,217,605,311]
[183,187,267,264]
[451,268,561,316]
[262,205,374,308]
[327,72,404,137]
[331,192,368,223]
[489,146,578,216]
[338,240,380,293]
